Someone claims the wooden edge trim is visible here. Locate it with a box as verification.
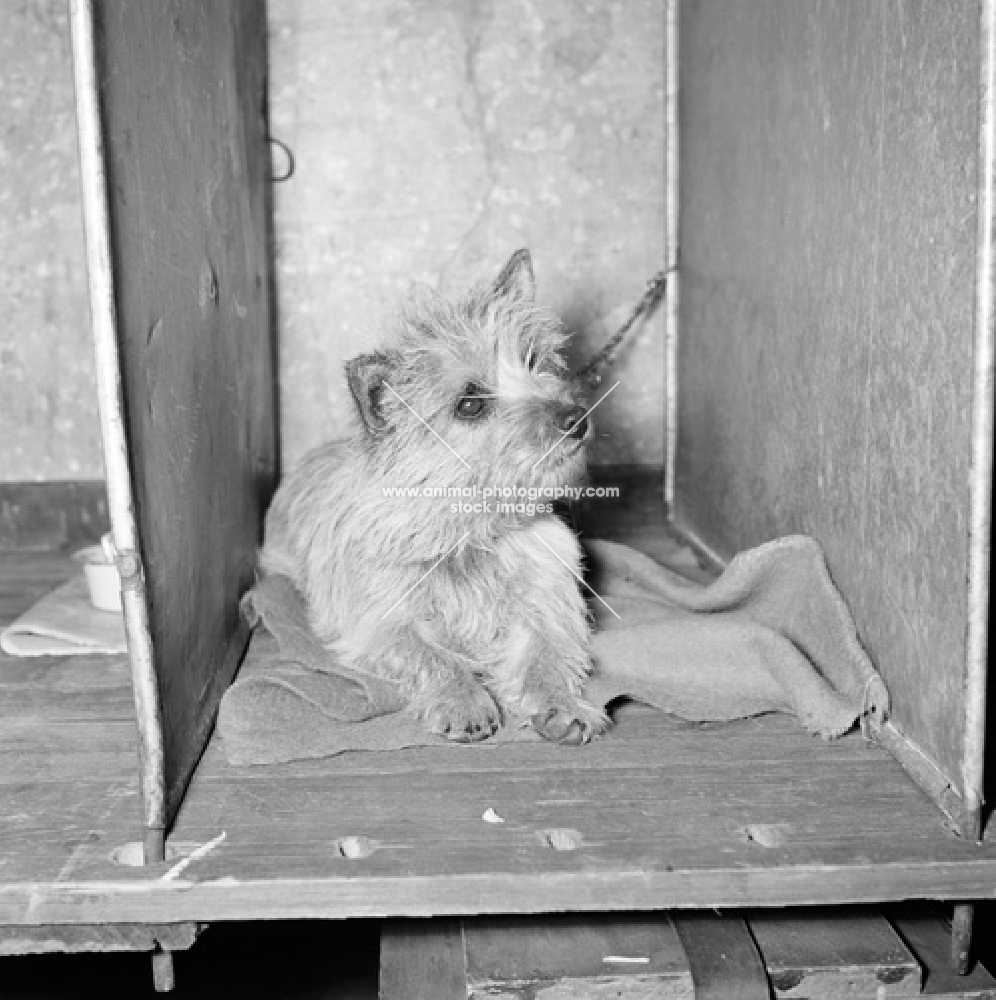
[0,922,202,956]
[67,0,166,852]
[874,722,972,837]
[664,0,680,512]
[963,0,996,842]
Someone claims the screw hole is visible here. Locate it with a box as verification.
[332,836,375,859]
[538,828,583,851]
[109,841,184,866]
[742,824,788,848]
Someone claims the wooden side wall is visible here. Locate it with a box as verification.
[95,0,277,825]
[674,0,980,797]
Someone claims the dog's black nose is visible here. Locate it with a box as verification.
[558,405,590,440]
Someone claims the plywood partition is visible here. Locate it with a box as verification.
[92,0,277,833]
[672,0,989,829]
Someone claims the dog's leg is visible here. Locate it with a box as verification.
[507,624,609,745]
[495,520,610,745]
[337,622,502,743]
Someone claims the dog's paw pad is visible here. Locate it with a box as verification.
[531,703,609,745]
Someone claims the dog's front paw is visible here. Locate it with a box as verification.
[423,679,501,743]
[531,697,609,746]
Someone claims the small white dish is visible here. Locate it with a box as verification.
[73,534,122,613]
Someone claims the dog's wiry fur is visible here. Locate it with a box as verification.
[260,250,609,744]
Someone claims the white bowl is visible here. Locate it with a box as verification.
[74,542,122,613]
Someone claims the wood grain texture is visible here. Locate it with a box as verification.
[379,919,467,1000]
[674,0,980,798]
[0,922,199,956]
[463,913,691,999]
[890,907,996,997]
[93,0,277,828]
[7,701,996,924]
[748,907,920,997]
[4,551,996,925]
[671,911,769,999]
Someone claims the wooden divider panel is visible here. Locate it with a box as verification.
[94,0,277,826]
[674,0,981,804]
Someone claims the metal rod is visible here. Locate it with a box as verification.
[664,0,681,514]
[68,0,167,859]
[962,0,996,841]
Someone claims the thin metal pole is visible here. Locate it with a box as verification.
[962,0,996,842]
[68,0,166,861]
[664,0,680,514]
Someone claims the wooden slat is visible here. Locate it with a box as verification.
[671,911,769,1000]
[379,919,466,1000]
[748,907,920,998]
[0,922,199,956]
[93,0,277,832]
[463,913,691,999]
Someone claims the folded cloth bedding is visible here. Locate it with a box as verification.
[0,575,127,657]
[217,535,890,766]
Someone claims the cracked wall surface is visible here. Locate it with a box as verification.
[0,0,664,482]
[268,0,666,470]
[0,0,101,482]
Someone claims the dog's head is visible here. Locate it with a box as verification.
[345,249,590,497]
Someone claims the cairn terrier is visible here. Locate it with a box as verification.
[260,249,609,745]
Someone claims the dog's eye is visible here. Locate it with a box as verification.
[455,395,487,419]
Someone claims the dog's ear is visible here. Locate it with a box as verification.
[490,248,535,303]
[345,351,398,436]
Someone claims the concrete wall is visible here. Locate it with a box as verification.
[267,0,666,470]
[0,0,665,481]
[0,0,101,482]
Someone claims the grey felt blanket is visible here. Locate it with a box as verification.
[217,535,890,766]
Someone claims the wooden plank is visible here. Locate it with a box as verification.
[93,0,277,832]
[748,907,920,998]
[0,922,199,956]
[890,907,996,998]
[0,482,109,553]
[6,708,996,922]
[463,913,691,999]
[675,0,980,805]
[5,558,996,926]
[672,911,768,999]
[379,919,466,1000]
